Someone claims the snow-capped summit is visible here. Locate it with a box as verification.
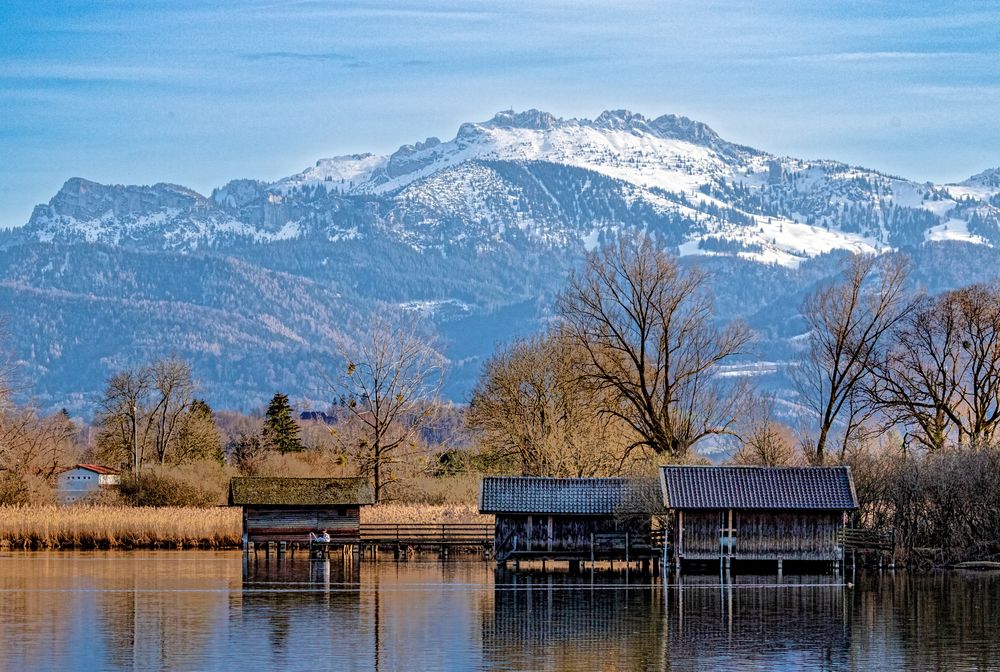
[273,152,388,193]
[479,108,561,130]
[342,109,750,200]
[11,108,1000,266]
[962,167,1000,190]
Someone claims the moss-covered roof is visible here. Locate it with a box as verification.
[229,477,373,506]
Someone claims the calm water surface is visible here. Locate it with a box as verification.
[1,552,999,671]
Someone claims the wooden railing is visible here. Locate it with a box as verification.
[837,528,894,551]
[359,523,493,546]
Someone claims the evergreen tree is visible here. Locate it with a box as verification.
[263,392,303,454]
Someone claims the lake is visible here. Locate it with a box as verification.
[0,552,998,671]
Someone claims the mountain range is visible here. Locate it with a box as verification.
[3,109,1000,414]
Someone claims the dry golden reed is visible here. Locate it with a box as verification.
[0,505,242,549]
[361,503,491,525]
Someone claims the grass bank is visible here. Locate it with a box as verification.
[0,503,490,550]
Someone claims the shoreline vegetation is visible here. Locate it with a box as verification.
[0,503,490,550]
[5,242,1000,566]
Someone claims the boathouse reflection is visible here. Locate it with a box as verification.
[233,555,363,665]
[664,575,850,670]
[484,568,850,670]
[484,568,667,669]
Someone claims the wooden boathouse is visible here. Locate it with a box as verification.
[659,466,858,573]
[479,476,657,566]
[229,477,373,551]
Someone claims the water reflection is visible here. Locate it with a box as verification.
[1,553,1000,671]
[0,552,237,670]
[485,569,666,670]
[236,555,363,667]
[664,575,849,672]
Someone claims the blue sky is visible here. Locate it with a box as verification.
[2,0,999,226]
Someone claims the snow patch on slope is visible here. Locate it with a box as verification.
[275,153,388,193]
[924,218,990,245]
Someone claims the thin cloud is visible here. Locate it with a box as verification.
[803,51,979,62]
[0,63,190,83]
[738,50,986,65]
[241,51,364,65]
[907,84,1000,100]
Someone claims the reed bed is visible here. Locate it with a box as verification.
[0,505,242,549]
[361,503,492,525]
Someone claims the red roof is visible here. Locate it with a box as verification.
[73,464,120,475]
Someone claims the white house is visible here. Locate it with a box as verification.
[57,464,121,504]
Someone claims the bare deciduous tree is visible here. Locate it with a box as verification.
[95,358,199,470]
[96,367,152,472]
[730,393,799,466]
[148,358,195,464]
[795,254,911,461]
[468,330,638,477]
[228,430,268,476]
[557,236,752,459]
[873,284,1000,449]
[0,319,14,410]
[328,314,444,503]
[0,408,77,480]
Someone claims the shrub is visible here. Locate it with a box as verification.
[118,471,217,507]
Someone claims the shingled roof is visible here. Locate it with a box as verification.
[478,476,656,515]
[659,466,858,510]
[229,477,373,506]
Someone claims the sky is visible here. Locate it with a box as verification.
[2,0,999,227]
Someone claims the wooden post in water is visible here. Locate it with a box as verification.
[676,511,684,575]
[728,509,734,571]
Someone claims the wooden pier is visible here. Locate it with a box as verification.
[838,527,896,568]
[246,522,496,560]
[360,523,493,555]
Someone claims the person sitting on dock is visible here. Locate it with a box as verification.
[309,529,332,543]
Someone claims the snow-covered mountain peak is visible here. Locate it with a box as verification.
[353,108,749,198]
[481,108,561,131]
[47,178,207,221]
[963,167,1000,189]
[211,179,269,208]
[14,108,1000,270]
[274,152,388,193]
[593,108,642,127]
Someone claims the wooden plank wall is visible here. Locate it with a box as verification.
[679,510,841,560]
[246,506,361,543]
[495,515,650,555]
